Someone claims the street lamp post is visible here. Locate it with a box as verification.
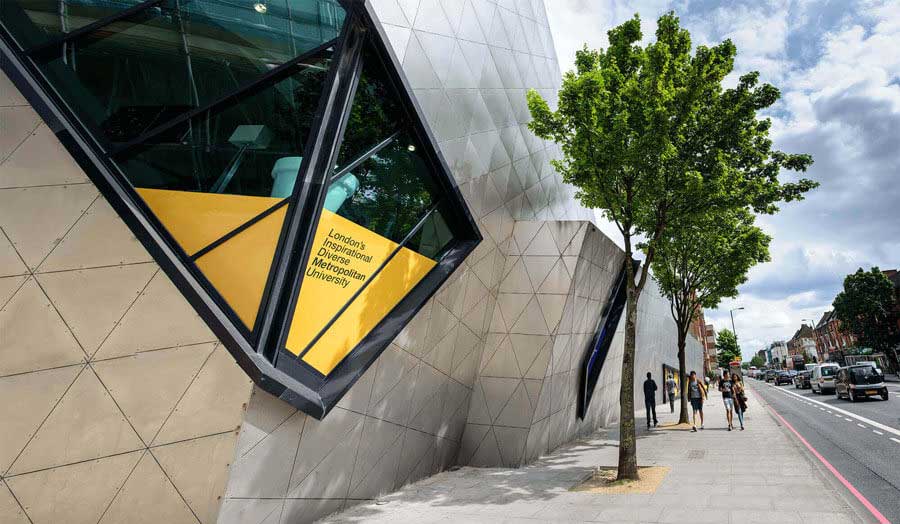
[730,306,744,342]
[729,307,744,371]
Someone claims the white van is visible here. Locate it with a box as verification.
[811,363,840,394]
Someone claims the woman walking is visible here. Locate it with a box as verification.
[719,370,735,431]
[733,374,747,430]
[687,371,707,432]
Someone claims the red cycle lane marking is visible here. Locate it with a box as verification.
[767,404,890,524]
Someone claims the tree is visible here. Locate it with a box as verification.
[833,267,900,371]
[651,209,770,423]
[749,355,765,368]
[716,329,741,368]
[527,13,814,480]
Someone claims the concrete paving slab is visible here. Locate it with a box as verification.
[322,387,870,523]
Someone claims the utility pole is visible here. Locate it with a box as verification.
[730,307,744,355]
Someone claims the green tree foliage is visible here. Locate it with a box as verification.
[833,267,900,370]
[526,12,814,480]
[716,329,741,368]
[651,210,770,422]
[749,355,766,368]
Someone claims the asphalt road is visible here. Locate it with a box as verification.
[749,379,900,523]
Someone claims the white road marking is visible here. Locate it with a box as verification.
[874,430,884,436]
[845,418,853,422]
[857,423,867,429]
[827,410,833,414]
[764,384,900,438]
[891,438,900,445]
[836,414,843,418]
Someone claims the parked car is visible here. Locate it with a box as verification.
[765,370,778,382]
[794,370,811,389]
[835,365,889,401]
[811,363,839,394]
[775,371,793,385]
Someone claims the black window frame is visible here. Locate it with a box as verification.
[0,0,481,419]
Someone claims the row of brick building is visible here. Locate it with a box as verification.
[689,312,717,375]
[777,269,900,369]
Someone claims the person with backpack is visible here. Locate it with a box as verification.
[665,374,677,413]
[687,371,707,432]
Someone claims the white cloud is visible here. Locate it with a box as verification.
[545,0,900,354]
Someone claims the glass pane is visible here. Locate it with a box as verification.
[327,132,439,245]
[117,53,329,258]
[118,53,331,197]
[407,209,453,259]
[19,0,344,144]
[284,41,460,376]
[194,202,288,331]
[334,44,404,170]
[0,0,144,48]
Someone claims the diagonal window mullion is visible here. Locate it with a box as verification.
[296,200,442,361]
[258,17,364,362]
[110,37,339,156]
[330,129,402,183]
[190,199,291,261]
[25,0,166,58]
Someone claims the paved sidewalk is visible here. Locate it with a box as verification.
[323,383,870,523]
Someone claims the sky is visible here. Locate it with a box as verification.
[544,0,900,358]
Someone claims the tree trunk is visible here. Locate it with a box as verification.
[616,261,640,481]
[677,330,689,424]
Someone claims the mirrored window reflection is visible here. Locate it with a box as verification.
[9,0,344,144]
[407,208,454,260]
[286,41,460,375]
[326,132,438,246]
[333,44,404,171]
[0,0,145,47]
[118,53,331,198]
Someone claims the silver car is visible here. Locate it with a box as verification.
[811,363,840,394]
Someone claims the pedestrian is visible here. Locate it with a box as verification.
[687,371,706,432]
[643,372,658,428]
[665,374,677,413]
[719,370,735,431]
[733,374,747,430]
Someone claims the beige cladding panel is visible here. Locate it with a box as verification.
[0,68,251,524]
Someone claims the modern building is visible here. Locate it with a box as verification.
[0,1,703,523]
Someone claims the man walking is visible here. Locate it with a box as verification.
[665,374,677,413]
[643,372,658,428]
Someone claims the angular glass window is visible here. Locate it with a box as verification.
[0,0,147,47]
[4,0,344,144]
[1,2,481,419]
[282,42,457,377]
[117,51,332,256]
